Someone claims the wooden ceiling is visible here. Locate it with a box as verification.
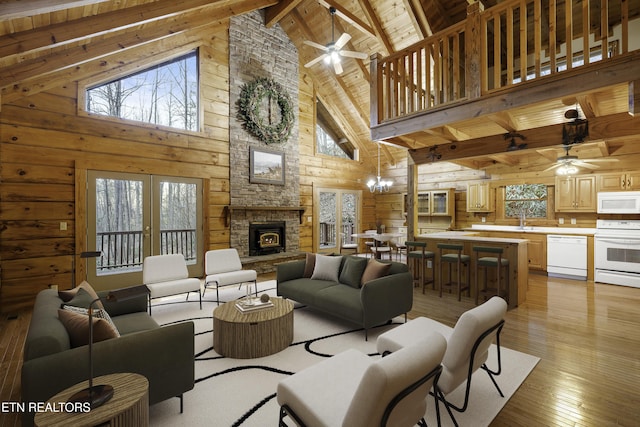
[1,0,639,171]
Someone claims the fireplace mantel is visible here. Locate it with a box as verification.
[224,205,306,226]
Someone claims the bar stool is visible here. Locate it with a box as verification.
[437,243,470,301]
[405,241,435,293]
[473,246,509,305]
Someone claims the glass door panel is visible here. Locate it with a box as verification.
[315,188,361,253]
[154,177,203,277]
[319,191,337,251]
[87,171,150,289]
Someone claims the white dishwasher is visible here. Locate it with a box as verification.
[547,235,587,280]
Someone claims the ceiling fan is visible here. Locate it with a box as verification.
[543,144,617,174]
[303,7,368,75]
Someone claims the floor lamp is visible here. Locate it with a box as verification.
[70,251,102,289]
[67,284,150,408]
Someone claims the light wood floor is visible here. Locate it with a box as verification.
[1,273,639,426]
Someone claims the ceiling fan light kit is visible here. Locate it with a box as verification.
[304,6,367,74]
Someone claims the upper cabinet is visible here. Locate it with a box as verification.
[467,182,493,212]
[405,189,455,216]
[555,175,597,212]
[597,172,640,192]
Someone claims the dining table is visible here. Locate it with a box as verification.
[351,232,405,259]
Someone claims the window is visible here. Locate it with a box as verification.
[505,184,547,218]
[316,99,357,160]
[86,51,199,131]
[316,125,350,159]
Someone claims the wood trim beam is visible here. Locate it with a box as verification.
[372,51,640,142]
[408,112,640,164]
[0,0,110,21]
[631,80,640,116]
[403,0,432,38]
[265,0,304,28]
[0,0,236,62]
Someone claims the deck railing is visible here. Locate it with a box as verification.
[96,228,196,272]
[372,0,636,124]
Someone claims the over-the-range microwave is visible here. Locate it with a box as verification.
[597,191,640,214]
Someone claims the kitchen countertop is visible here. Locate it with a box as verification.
[418,231,528,243]
[468,224,597,235]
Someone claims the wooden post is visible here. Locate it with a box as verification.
[370,53,380,127]
[407,156,418,240]
[465,1,484,99]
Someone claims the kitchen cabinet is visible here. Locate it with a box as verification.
[405,189,454,216]
[555,175,596,212]
[480,231,546,271]
[467,182,493,212]
[597,172,640,191]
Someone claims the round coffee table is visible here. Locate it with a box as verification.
[213,297,294,358]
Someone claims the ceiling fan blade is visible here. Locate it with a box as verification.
[573,160,599,169]
[340,50,368,60]
[305,54,328,68]
[333,60,343,75]
[579,158,619,163]
[304,40,328,51]
[334,33,351,49]
[543,163,562,172]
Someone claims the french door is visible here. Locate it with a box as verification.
[314,188,361,254]
[86,171,203,289]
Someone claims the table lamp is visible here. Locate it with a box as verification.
[67,284,150,408]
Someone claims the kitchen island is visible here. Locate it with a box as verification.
[417,231,528,309]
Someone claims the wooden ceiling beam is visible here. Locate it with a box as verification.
[372,51,640,142]
[409,112,640,164]
[0,0,239,62]
[0,0,110,21]
[1,0,274,102]
[355,0,393,55]
[403,0,432,38]
[265,0,304,28]
[317,0,376,39]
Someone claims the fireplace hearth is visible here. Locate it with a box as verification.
[249,221,286,256]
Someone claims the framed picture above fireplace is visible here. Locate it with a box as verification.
[250,147,285,185]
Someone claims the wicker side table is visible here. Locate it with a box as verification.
[34,373,148,427]
[213,297,294,358]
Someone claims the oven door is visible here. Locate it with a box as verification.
[595,234,640,274]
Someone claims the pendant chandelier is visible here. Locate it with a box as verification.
[367,143,393,193]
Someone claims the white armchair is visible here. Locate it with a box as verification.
[143,253,202,314]
[277,333,447,427]
[204,249,257,305]
[376,296,508,427]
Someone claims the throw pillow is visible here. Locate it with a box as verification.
[58,306,120,347]
[311,254,343,282]
[59,281,104,309]
[63,287,96,309]
[339,256,368,288]
[303,253,316,278]
[361,259,392,286]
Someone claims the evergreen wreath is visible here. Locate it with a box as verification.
[238,77,294,145]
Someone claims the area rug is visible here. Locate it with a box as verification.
[148,280,539,427]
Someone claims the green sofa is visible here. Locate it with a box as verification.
[276,255,413,339]
[21,288,194,427]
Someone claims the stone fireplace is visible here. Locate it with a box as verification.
[249,221,286,256]
[227,11,301,259]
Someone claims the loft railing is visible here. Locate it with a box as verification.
[96,229,196,273]
[371,0,637,124]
